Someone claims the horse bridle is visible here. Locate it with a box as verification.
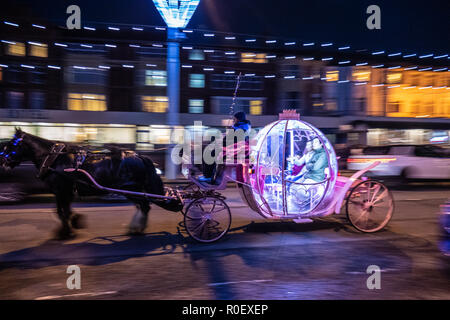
[0,136,23,166]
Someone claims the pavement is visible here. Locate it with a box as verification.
[0,185,449,300]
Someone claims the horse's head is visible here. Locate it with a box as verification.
[0,128,28,169]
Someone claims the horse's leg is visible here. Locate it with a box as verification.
[128,200,150,235]
[55,193,74,239]
[71,211,87,229]
[69,190,87,229]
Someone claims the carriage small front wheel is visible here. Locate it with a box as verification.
[346,180,394,233]
[184,196,232,243]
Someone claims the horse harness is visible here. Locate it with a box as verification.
[38,143,134,179]
[37,143,88,179]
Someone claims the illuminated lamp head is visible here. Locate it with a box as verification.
[152,0,201,28]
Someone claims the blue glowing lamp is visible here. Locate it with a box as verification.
[152,0,200,28]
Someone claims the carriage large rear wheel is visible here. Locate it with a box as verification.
[346,180,394,233]
[184,196,231,243]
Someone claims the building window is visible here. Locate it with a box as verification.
[149,126,171,144]
[6,42,25,56]
[326,70,339,82]
[145,70,167,86]
[189,74,205,88]
[29,43,48,58]
[250,100,263,115]
[240,53,267,63]
[410,74,419,86]
[189,99,204,113]
[68,93,107,111]
[6,91,24,109]
[354,97,366,112]
[387,72,402,84]
[282,92,301,109]
[189,50,205,61]
[387,101,400,114]
[281,65,300,78]
[0,67,2,81]
[70,68,106,85]
[142,96,168,112]
[5,68,25,83]
[352,70,371,82]
[326,99,337,111]
[30,92,45,109]
[30,71,46,84]
[213,97,265,115]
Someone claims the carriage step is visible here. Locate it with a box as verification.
[293,218,314,224]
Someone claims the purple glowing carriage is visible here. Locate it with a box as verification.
[180,110,394,242]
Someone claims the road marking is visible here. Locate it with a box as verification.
[35,290,117,300]
[208,279,272,286]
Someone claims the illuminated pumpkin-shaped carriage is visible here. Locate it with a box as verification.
[181,110,394,242]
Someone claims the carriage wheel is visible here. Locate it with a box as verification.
[346,180,394,233]
[184,196,231,243]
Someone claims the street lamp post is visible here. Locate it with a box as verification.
[152,0,201,179]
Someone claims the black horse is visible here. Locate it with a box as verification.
[0,128,182,239]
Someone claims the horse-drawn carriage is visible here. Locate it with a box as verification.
[0,111,394,242]
[179,110,394,242]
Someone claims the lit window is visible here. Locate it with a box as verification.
[326,99,337,111]
[0,67,2,81]
[189,50,204,60]
[30,43,48,57]
[142,96,168,112]
[326,70,339,82]
[145,70,167,86]
[250,100,263,115]
[189,99,204,113]
[241,53,267,63]
[189,74,205,88]
[352,70,371,82]
[387,72,402,84]
[6,42,25,56]
[68,93,107,111]
[150,127,171,144]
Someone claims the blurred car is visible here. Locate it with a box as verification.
[0,161,49,202]
[439,200,450,261]
[347,144,450,184]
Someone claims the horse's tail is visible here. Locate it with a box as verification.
[140,155,183,212]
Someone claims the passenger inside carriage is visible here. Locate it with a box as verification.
[287,137,329,184]
[287,137,330,209]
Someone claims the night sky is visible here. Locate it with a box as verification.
[4,0,450,54]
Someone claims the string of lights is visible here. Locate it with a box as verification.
[1,37,448,76]
[1,60,448,90]
[2,19,449,65]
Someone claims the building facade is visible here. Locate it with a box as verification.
[0,19,449,153]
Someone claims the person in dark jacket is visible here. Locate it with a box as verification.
[232,111,251,132]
